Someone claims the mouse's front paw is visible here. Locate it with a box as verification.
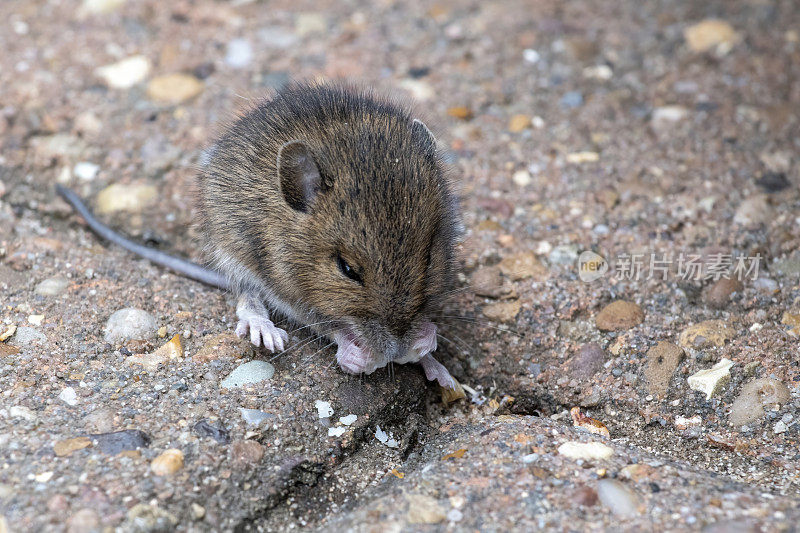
[420,354,456,389]
[235,316,288,352]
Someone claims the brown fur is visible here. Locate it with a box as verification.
[197,82,459,354]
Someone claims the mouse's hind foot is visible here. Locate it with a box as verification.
[235,293,288,352]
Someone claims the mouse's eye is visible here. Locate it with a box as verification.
[336,254,363,284]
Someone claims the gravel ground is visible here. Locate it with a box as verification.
[1,0,798,531]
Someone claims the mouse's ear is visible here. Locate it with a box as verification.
[278,140,322,212]
[411,119,437,148]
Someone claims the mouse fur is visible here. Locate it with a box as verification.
[197,82,460,385]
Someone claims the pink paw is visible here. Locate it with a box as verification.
[235,316,288,352]
[334,329,377,374]
[420,354,456,389]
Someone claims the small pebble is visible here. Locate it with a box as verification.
[328,427,346,437]
[53,437,92,457]
[447,509,463,522]
[548,244,578,265]
[508,114,531,132]
[597,479,641,518]
[755,172,790,193]
[651,106,688,128]
[471,266,514,299]
[191,503,206,520]
[569,343,606,380]
[729,378,790,426]
[122,504,177,532]
[339,414,358,426]
[95,55,150,89]
[687,358,734,400]
[523,49,540,63]
[96,184,157,214]
[9,406,36,421]
[225,38,253,68]
[565,151,599,164]
[572,485,599,507]
[295,13,327,36]
[239,408,273,427]
[151,449,184,476]
[146,74,204,104]
[220,361,275,388]
[59,387,78,406]
[703,277,743,308]
[447,106,473,120]
[193,419,231,443]
[73,162,99,181]
[89,429,151,455]
[583,64,613,80]
[684,19,740,54]
[557,441,613,461]
[512,170,532,186]
[314,400,334,419]
[406,494,446,524]
[229,440,265,466]
[644,342,684,396]
[678,320,735,348]
[498,252,546,281]
[34,277,69,297]
[734,195,771,227]
[595,301,645,331]
[80,0,125,16]
[193,332,253,362]
[560,91,583,108]
[104,308,157,344]
[482,300,521,324]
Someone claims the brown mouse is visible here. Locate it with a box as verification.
[58,82,460,388]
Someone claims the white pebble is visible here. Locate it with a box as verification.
[512,170,532,187]
[523,49,540,64]
[328,426,346,437]
[687,358,734,400]
[557,441,613,461]
[95,55,151,89]
[314,400,333,419]
[597,479,640,518]
[339,414,357,426]
[225,39,253,69]
[73,162,99,181]
[104,308,157,343]
[59,387,78,406]
[375,425,399,448]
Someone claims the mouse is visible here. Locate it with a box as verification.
[57,82,461,389]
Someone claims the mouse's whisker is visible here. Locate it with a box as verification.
[268,334,322,361]
[436,315,524,337]
[439,265,545,301]
[436,333,472,355]
[286,320,338,335]
[300,341,336,366]
[325,355,338,370]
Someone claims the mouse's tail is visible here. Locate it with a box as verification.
[55,184,229,291]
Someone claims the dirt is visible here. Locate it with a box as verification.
[0,0,799,531]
